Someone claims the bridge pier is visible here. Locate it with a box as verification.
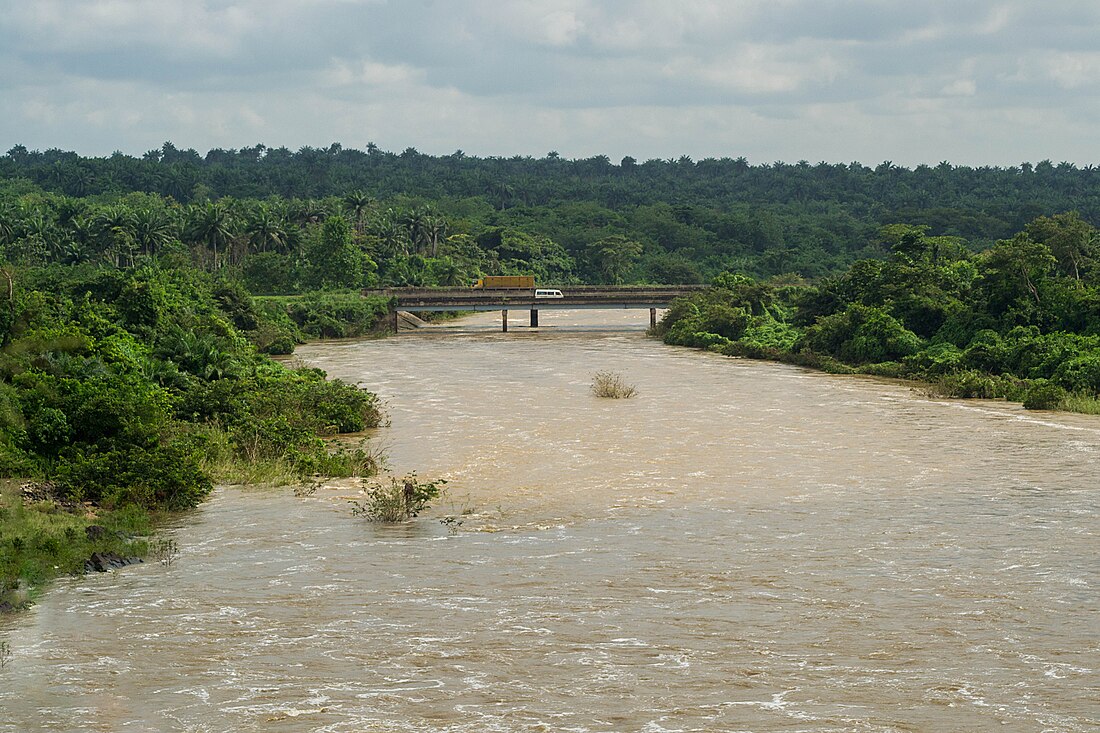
[502,309,508,332]
[530,309,538,328]
[650,308,657,330]
[392,309,400,333]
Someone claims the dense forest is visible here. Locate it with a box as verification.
[4,143,1100,285]
[3,142,1100,609]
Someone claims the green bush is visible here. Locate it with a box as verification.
[241,252,299,295]
[932,370,1001,399]
[802,304,922,363]
[903,342,963,375]
[857,361,907,378]
[249,300,302,354]
[1,263,385,520]
[350,474,448,522]
[285,293,390,338]
[961,329,1009,373]
[739,318,799,350]
[54,441,212,509]
[1052,353,1100,393]
[699,304,750,340]
[1023,381,1067,410]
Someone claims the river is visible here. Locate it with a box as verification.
[1,309,1097,732]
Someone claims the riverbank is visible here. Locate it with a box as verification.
[0,481,151,612]
[0,428,384,615]
[657,270,1100,416]
[681,337,1100,415]
[0,268,387,615]
[251,291,471,354]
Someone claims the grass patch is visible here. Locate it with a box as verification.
[186,424,384,487]
[0,480,151,611]
[1058,392,1100,415]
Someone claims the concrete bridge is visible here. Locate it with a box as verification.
[364,285,705,332]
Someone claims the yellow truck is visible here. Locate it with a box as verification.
[473,275,536,289]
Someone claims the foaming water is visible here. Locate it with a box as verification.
[1,309,1097,732]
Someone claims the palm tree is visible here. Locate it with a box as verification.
[290,199,327,228]
[65,215,98,264]
[432,257,464,286]
[400,208,425,253]
[92,205,137,267]
[0,204,18,249]
[587,235,643,285]
[422,212,447,258]
[402,207,448,256]
[342,190,373,240]
[185,201,235,270]
[133,206,177,258]
[245,203,289,254]
[375,209,410,258]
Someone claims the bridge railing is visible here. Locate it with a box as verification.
[364,285,707,299]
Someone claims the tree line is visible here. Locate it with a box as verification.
[6,143,1100,285]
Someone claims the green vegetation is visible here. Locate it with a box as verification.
[658,216,1100,412]
[150,536,180,567]
[0,261,383,610]
[8,144,1100,287]
[0,481,150,609]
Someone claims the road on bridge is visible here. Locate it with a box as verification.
[364,285,705,332]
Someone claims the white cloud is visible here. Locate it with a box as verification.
[1038,51,1100,89]
[2,0,1100,165]
[541,9,584,46]
[6,0,251,57]
[667,43,846,95]
[941,79,977,97]
[323,60,426,89]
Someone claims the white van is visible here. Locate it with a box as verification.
[534,289,564,298]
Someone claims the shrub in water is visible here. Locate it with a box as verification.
[591,371,637,399]
[350,473,448,522]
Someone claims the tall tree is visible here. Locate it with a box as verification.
[1025,211,1098,283]
[245,203,289,254]
[979,234,1056,321]
[305,214,371,289]
[342,190,373,241]
[186,201,235,270]
[587,235,643,284]
[92,205,136,267]
[133,206,177,258]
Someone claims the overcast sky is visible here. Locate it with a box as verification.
[2,0,1099,166]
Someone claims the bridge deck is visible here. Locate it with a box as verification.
[365,285,703,311]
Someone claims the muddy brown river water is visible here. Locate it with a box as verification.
[1,309,1097,732]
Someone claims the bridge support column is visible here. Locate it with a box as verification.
[530,309,539,328]
[392,309,400,333]
[502,310,508,332]
[650,307,657,330]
